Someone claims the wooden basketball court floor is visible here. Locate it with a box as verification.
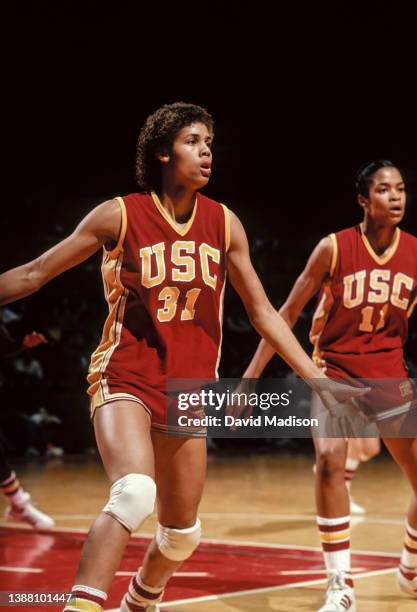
[1,452,416,611]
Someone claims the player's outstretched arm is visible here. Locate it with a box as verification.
[227,210,323,382]
[0,199,121,306]
[225,213,369,409]
[241,236,333,378]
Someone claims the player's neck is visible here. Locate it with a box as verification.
[157,184,197,223]
[361,219,398,256]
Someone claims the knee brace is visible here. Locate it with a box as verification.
[156,518,201,561]
[103,473,156,533]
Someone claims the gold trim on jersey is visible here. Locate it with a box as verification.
[309,282,334,367]
[359,223,401,265]
[89,390,151,420]
[376,401,412,422]
[151,191,198,236]
[329,233,338,277]
[222,204,231,252]
[215,274,227,378]
[104,196,127,259]
[151,421,207,436]
[87,253,128,404]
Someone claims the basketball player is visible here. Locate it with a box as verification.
[0,321,54,529]
[0,103,366,612]
[241,160,417,610]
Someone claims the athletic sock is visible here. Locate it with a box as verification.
[344,458,359,493]
[317,515,353,587]
[63,585,107,612]
[122,569,164,610]
[0,471,27,506]
[400,520,417,578]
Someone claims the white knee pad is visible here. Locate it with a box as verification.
[156,518,201,561]
[103,473,156,533]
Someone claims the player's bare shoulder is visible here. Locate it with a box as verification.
[82,198,122,245]
[227,209,247,252]
[305,235,334,281]
[316,235,334,263]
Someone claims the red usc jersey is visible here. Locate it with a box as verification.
[87,191,230,430]
[310,225,417,380]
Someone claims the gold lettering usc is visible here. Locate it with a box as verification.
[343,269,413,311]
[139,240,220,290]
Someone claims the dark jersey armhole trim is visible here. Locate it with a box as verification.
[104,196,127,259]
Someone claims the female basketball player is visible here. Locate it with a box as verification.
[0,103,366,612]
[241,160,417,610]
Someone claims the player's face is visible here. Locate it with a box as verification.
[361,167,406,226]
[165,122,213,189]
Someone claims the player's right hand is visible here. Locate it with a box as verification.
[312,377,370,418]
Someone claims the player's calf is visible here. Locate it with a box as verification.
[120,519,202,611]
[63,473,156,612]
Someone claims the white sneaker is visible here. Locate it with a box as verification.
[397,566,417,597]
[318,571,356,611]
[349,495,365,515]
[119,594,160,611]
[5,493,55,530]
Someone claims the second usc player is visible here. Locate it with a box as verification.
[242,160,417,610]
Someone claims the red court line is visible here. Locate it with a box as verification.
[0,527,400,611]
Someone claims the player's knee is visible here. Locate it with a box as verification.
[156,518,201,561]
[316,449,346,482]
[103,473,156,533]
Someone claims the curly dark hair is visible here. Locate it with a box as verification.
[136,102,214,191]
[355,159,400,198]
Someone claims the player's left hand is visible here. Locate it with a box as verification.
[226,378,257,430]
[22,331,48,349]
